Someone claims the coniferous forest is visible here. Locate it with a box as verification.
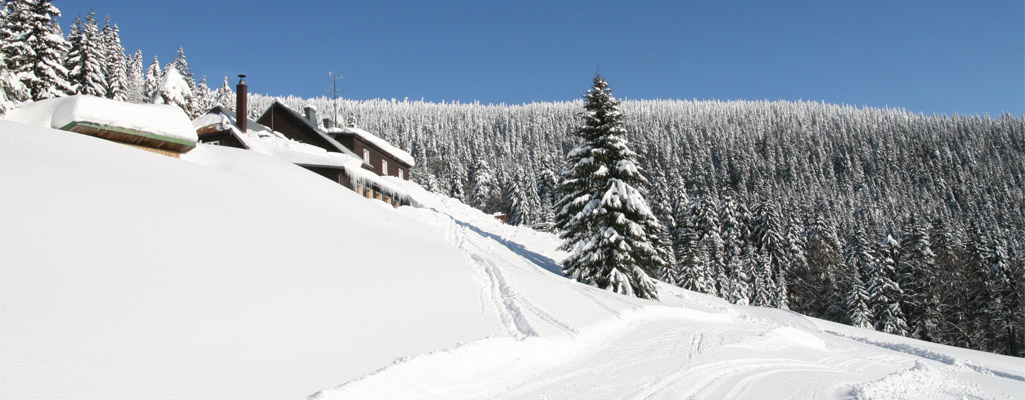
[2,0,1022,357]
[258,94,1024,357]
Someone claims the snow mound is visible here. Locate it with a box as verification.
[2,120,1022,400]
[3,95,197,141]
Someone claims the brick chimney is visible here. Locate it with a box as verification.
[236,75,247,133]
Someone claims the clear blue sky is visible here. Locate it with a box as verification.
[60,0,1023,116]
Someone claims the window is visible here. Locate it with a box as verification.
[363,148,370,164]
[208,140,221,146]
[382,159,388,175]
[398,169,404,180]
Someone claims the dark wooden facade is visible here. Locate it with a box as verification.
[195,127,247,149]
[256,103,349,155]
[330,133,411,180]
[255,102,411,181]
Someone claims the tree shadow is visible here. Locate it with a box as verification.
[450,217,565,276]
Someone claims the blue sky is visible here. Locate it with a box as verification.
[61,1,1023,116]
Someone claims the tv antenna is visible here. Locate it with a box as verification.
[328,72,348,126]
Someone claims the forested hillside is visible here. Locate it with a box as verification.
[256,94,1025,356]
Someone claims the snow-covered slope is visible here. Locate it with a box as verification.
[1,120,1022,400]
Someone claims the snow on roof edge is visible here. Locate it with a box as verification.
[327,126,416,167]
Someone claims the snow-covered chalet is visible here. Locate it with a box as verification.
[3,95,198,158]
[192,77,413,206]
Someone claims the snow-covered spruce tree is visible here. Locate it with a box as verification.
[101,17,128,101]
[554,75,666,300]
[536,166,558,224]
[803,213,845,321]
[213,75,234,109]
[928,216,968,345]
[152,67,194,115]
[845,263,874,329]
[2,0,72,100]
[469,158,500,213]
[194,76,215,114]
[142,54,160,102]
[0,51,28,114]
[124,50,144,103]
[65,11,105,97]
[898,216,939,341]
[752,201,790,309]
[870,235,910,336]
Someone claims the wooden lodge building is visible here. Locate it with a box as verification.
[193,77,414,207]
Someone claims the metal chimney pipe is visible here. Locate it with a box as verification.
[236,75,247,133]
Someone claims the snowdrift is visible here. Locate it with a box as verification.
[1,120,1022,400]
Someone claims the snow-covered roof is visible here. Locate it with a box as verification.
[262,101,363,159]
[193,107,409,200]
[3,95,197,142]
[193,107,352,168]
[326,126,416,167]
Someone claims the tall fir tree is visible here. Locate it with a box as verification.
[869,236,910,336]
[554,74,665,300]
[752,201,790,308]
[65,11,105,97]
[0,51,29,113]
[152,66,194,115]
[124,50,145,103]
[845,263,874,330]
[214,75,235,110]
[469,158,500,213]
[898,216,939,340]
[101,17,128,100]
[142,54,161,102]
[2,0,72,99]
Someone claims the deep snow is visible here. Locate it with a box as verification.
[1,120,1022,399]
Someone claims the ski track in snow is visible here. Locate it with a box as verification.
[308,184,1024,400]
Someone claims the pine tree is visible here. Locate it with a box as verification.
[124,50,144,103]
[142,54,161,102]
[752,201,790,308]
[213,75,235,109]
[194,75,215,113]
[101,17,127,100]
[0,51,28,113]
[2,0,72,99]
[803,213,845,320]
[726,246,754,305]
[152,67,194,114]
[65,11,105,96]
[169,46,198,114]
[870,236,910,336]
[845,263,874,329]
[536,166,558,224]
[554,74,664,300]
[469,158,500,213]
[0,2,29,110]
[898,216,939,340]
[963,225,994,350]
[62,13,83,94]
[505,176,526,225]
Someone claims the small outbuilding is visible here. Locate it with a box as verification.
[2,95,197,158]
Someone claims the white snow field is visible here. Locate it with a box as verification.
[1,120,1022,400]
